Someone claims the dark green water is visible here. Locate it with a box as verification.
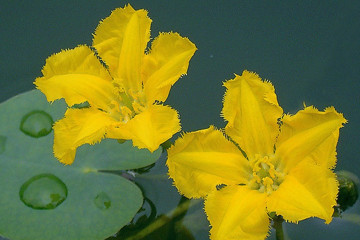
[1,1,360,239]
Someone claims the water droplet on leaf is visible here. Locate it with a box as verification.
[94,192,111,210]
[0,135,6,154]
[19,173,68,210]
[20,110,53,138]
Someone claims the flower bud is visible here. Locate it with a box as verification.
[335,171,359,214]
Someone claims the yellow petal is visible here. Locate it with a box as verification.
[143,32,197,103]
[34,45,116,110]
[276,106,347,171]
[93,4,151,92]
[106,104,180,152]
[222,71,283,159]
[53,108,117,165]
[205,185,269,240]
[167,126,251,199]
[267,160,338,224]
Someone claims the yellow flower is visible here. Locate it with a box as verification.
[167,71,346,240]
[34,5,196,165]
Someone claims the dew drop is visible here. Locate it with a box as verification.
[0,135,6,154]
[94,192,111,210]
[19,173,68,210]
[20,110,53,138]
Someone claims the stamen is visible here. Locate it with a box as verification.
[248,155,284,195]
[120,106,133,122]
[107,83,147,123]
[132,102,145,114]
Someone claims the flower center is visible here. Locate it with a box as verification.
[248,154,284,195]
[108,89,146,123]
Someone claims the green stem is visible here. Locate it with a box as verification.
[124,198,201,240]
[272,215,285,240]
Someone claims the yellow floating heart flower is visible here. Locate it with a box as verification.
[167,70,346,240]
[34,4,196,165]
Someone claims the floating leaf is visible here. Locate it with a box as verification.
[0,90,162,240]
[0,135,6,154]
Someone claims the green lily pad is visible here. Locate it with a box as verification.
[0,90,162,240]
